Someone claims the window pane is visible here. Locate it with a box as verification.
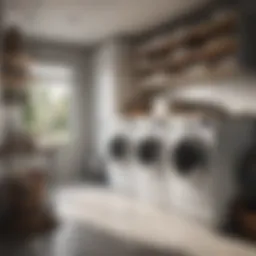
[25,63,72,145]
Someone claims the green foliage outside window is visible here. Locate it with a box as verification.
[23,83,70,144]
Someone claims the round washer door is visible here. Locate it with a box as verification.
[108,135,130,161]
[136,137,163,166]
[171,139,209,176]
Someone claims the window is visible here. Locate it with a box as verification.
[25,63,73,146]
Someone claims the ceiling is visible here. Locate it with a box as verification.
[4,0,206,45]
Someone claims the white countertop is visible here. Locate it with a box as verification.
[55,186,256,256]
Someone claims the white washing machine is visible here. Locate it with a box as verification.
[132,116,167,207]
[166,78,256,232]
[165,114,221,226]
[105,118,135,196]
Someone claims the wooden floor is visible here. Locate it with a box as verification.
[0,220,189,256]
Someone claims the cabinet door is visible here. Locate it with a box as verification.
[238,0,256,70]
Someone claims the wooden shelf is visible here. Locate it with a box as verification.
[136,11,237,57]
[139,72,172,89]
[131,8,239,110]
[199,36,238,63]
[122,7,240,117]
[185,10,237,46]
[170,99,230,120]
[137,28,187,57]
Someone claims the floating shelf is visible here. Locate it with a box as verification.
[129,7,239,112]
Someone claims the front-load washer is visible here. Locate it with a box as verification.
[132,116,167,207]
[105,118,134,196]
[165,114,220,226]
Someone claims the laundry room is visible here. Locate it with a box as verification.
[0,0,256,255]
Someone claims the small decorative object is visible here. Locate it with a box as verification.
[183,63,210,82]
[0,131,36,157]
[186,23,210,46]
[3,26,24,54]
[140,72,171,89]
[211,10,238,32]
[2,26,30,104]
[0,171,57,239]
[168,48,194,70]
[137,33,171,57]
[1,87,28,105]
[211,56,239,78]
[200,36,238,62]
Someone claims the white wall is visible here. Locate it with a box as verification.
[93,39,133,159]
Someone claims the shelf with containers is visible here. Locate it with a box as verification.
[0,26,57,238]
[133,7,240,98]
